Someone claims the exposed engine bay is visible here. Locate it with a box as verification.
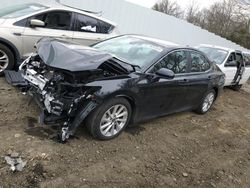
[15,38,133,142]
[20,54,128,115]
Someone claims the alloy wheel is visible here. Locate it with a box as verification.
[100,104,129,137]
[202,92,215,112]
[0,50,9,73]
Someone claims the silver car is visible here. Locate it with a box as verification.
[0,3,119,75]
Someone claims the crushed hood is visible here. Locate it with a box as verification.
[36,38,113,72]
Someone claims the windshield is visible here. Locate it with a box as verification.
[198,47,228,64]
[93,36,164,68]
[0,3,48,19]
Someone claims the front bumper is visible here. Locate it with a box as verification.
[4,70,27,87]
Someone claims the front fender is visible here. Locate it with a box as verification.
[85,77,140,101]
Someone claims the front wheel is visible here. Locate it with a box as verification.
[195,90,216,114]
[86,98,132,140]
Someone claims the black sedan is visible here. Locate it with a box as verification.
[9,35,225,142]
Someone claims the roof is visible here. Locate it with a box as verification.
[198,44,234,52]
[131,35,179,47]
[21,2,117,27]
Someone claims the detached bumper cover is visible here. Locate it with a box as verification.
[4,70,27,86]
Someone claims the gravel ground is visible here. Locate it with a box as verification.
[0,77,250,188]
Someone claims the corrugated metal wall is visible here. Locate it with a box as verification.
[2,0,250,52]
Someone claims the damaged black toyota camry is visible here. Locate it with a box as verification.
[6,35,225,142]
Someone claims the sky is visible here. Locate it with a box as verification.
[126,0,221,9]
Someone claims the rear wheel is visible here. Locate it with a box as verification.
[86,98,132,140]
[195,90,216,114]
[0,44,15,76]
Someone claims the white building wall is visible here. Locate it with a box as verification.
[2,0,250,52]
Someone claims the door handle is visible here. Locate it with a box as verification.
[178,79,189,83]
[13,32,22,36]
[60,35,70,39]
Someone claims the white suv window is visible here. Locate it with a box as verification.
[244,53,250,66]
[30,11,72,30]
[74,13,113,34]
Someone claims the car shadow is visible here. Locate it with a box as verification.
[24,110,209,142]
[125,125,146,136]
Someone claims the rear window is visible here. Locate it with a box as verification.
[0,3,47,19]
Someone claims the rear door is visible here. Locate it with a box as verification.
[223,52,238,85]
[185,50,212,107]
[72,13,115,46]
[21,10,74,56]
[241,53,250,84]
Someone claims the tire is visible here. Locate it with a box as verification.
[86,98,132,140]
[231,84,242,91]
[195,89,216,114]
[0,43,15,76]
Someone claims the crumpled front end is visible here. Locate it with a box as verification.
[19,54,103,142]
[18,46,131,142]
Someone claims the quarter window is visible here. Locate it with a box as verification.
[190,52,210,72]
[75,13,113,34]
[150,50,189,74]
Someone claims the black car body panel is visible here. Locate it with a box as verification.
[10,36,225,142]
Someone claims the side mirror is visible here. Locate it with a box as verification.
[155,68,175,79]
[30,19,45,27]
[225,61,237,67]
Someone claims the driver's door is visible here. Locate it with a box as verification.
[21,11,74,57]
[137,50,190,120]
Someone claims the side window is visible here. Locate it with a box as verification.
[30,11,72,30]
[99,20,113,34]
[190,51,211,72]
[150,50,189,74]
[228,52,236,62]
[75,13,112,34]
[244,54,250,66]
[14,18,28,27]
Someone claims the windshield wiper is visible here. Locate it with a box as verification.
[113,56,141,72]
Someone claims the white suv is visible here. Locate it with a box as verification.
[0,3,119,75]
[197,44,250,90]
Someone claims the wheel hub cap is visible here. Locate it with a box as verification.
[100,104,128,137]
[0,50,9,72]
[202,92,215,112]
